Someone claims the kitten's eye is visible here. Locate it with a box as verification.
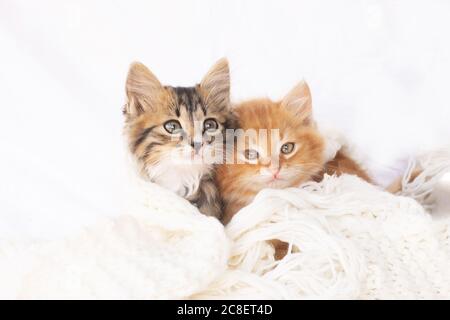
[281,142,295,154]
[164,120,182,134]
[244,149,259,160]
[203,118,218,132]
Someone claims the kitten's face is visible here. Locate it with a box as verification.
[225,82,325,192]
[124,59,231,183]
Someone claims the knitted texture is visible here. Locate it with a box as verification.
[0,150,449,299]
[0,183,229,299]
[195,174,450,299]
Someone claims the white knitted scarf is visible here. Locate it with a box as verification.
[0,148,449,299]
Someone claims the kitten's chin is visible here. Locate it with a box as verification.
[252,177,292,190]
[146,160,209,198]
[168,151,203,166]
[265,179,292,189]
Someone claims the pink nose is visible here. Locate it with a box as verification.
[271,168,281,179]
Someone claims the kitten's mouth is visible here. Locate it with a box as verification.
[260,170,286,185]
[265,174,290,186]
[270,176,283,182]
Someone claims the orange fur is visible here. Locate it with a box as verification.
[217,83,327,224]
[217,81,427,260]
[319,150,372,183]
[217,82,375,225]
[216,82,376,260]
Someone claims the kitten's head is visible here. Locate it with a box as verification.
[124,58,231,180]
[228,81,325,191]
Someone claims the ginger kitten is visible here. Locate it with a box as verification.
[217,81,371,224]
[124,58,233,219]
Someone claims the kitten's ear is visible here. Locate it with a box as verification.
[200,58,230,111]
[281,81,313,125]
[125,62,163,116]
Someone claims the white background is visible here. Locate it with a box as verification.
[1,0,449,239]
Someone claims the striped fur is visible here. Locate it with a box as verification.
[124,59,232,219]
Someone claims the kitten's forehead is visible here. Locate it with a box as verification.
[235,98,304,131]
[168,86,206,118]
[236,101,297,143]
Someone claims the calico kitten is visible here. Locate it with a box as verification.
[217,81,371,224]
[124,58,232,219]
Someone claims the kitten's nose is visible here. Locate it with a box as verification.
[191,141,202,154]
[271,167,281,178]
